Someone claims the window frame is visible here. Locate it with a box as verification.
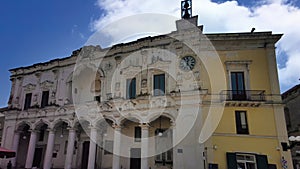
[24,93,32,110]
[231,71,246,100]
[41,90,49,108]
[226,152,269,169]
[134,126,141,142]
[236,153,257,169]
[153,74,165,96]
[126,78,136,99]
[155,149,173,164]
[235,111,249,135]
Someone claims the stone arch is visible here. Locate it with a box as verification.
[32,119,50,130]
[73,118,91,130]
[93,115,116,127]
[51,118,72,129]
[147,111,176,124]
[118,115,142,126]
[16,121,32,131]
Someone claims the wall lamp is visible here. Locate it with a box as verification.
[281,136,300,151]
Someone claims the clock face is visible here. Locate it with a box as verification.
[180,56,196,71]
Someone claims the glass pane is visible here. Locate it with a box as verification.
[246,162,256,169]
[154,74,165,96]
[127,78,136,99]
[237,155,245,160]
[162,152,166,160]
[156,154,161,161]
[167,150,172,161]
[245,155,254,161]
[134,126,141,142]
[237,73,245,90]
[126,79,130,99]
[240,112,247,126]
[231,73,237,91]
[237,163,246,169]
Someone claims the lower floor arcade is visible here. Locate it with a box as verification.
[10,116,175,169]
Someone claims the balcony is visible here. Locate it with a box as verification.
[220,90,266,102]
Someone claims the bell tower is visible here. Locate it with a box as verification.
[181,0,192,19]
[177,0,200,31]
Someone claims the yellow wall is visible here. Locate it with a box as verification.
[211,136,281,168]
[206,46,288,168]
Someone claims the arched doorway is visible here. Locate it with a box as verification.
[95,118,114,169]
[50,121,69,168]
[149,116,173,169]
[120,117,141,169]
[32,123,48,168]
[15,123,30,168]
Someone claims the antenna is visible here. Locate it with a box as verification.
[181,0,192,19]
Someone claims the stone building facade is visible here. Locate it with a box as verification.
[0,17,292,169]
[282,84,300,169]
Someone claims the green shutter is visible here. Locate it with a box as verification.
[226,152,237,169]
[256,154,268,169]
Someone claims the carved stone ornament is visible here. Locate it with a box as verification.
[121,65,141,77]
[23,83,36,91]
[148,57,171,70]
[40,80,54,90]
[141,79,147,88]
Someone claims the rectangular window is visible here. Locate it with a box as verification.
[24,93,32,110]
[135,126,141,142]
[236,154,256,169]
[41,91,49,108]
[155,150,173,164]
[154,74,165,96]
[235,111,249,134]
[231,72,246,100]
[126,78,136,99]
[227,153,269,169]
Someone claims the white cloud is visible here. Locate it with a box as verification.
[91,0,300,93]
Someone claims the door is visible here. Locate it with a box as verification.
[32,147,43,168]
[81,141,90,169]
[130,148,141,169]
[231,72,246,100]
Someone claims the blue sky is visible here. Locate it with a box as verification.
[0,0,102,107]
[1,0,300,107]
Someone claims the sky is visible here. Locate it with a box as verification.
[1,0,300,107]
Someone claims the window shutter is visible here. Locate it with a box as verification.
[256,154,268,169]
[226,152,237,169]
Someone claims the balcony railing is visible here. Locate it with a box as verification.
[220,90,266,102]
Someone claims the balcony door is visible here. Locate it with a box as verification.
[231,72,246,100]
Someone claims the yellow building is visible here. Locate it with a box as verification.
[203,31,293,168]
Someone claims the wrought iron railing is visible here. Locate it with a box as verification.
[220,90,266,101]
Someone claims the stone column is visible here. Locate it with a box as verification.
[64,128,76,169]
[11,131,20,167]
[25,130,37,169]
[43,130,55,169]
[112,125,121,169]
[171,122,177,169]
[141,123,149,169]
[87,127,97,169]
